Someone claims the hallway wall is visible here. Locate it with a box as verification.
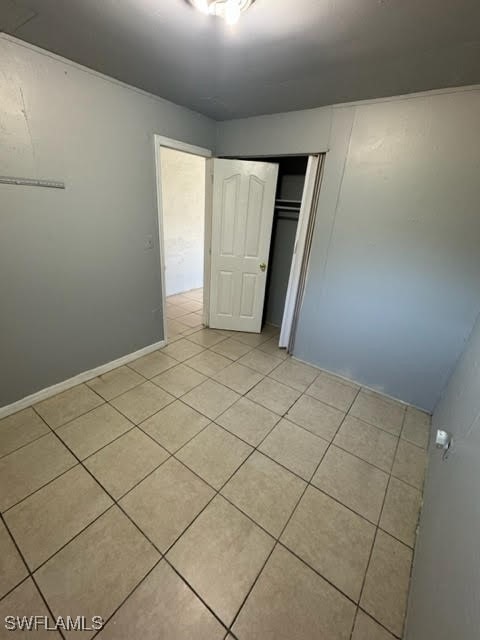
[160,148,205,296]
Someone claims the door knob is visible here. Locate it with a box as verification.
[259,262,267,272]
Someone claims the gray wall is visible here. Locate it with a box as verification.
[217,88,480,411]
[216,106,332,157]
[406,310,480,639]
[0,36,215,406]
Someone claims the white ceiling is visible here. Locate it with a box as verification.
[2,0,479,120]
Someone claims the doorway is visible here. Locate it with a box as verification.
[154,136,212,343]
[155,136,323,351]
[264,156,309,330]
[160,148,206,297]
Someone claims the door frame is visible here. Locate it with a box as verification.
[156,141,325,351]
[154,135,212,345]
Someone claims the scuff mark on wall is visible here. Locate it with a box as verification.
[19,86,37,174]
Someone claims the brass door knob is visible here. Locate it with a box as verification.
[259,262,267,272]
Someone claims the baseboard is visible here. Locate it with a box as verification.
[0,340,166,420]
[291,355,431,414]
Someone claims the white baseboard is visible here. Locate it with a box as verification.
[0,340,166,420]
[291,355,430,414]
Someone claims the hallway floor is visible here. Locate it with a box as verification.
[0,288,429,639]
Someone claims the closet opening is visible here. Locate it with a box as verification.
[229,154,324,352]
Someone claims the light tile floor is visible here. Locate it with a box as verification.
[0,287,430,639]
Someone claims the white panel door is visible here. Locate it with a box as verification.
[209,159,278,332]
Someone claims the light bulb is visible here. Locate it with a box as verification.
[192,0,210,14]
[224,0,241,25]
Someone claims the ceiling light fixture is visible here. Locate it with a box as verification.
[188,0,255,25]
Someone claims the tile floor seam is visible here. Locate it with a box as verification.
[124,361,178,381]
[211,413,281,450]
[165,376,317,484]
[33,386,106,430]
[206,340,257,361]
[184,335,230,349]
[3,315,423,638]
[28,409,189,559]
[0,432,79,516]
[24,502,119,575]
[302,387,359,414]
[274,539,362,609]
[32,412,232,640]
[160,557,232,637]
[0,574,30,605]
[0,430,53,462]
[224,385,288,418]
[352,409,408,640]
[119,415,285,631]
[226,392,381,634]
[330,440,399,477]
[19,427,193,640]
[226,406,336,634]
[66,422,138,464]
[0,513,67,640]
[284,405,347,443]
[2,406,145,514]
[309,485,383,529]
[44,433,167,551]
[88,556,164,640]
[150,372,210,403]
[107,387,178,425]
[136,415,213,457]
[148,391,312,631]
[356,605,403,640]
[85,439,172,502]
[50,399,135,432]
[86,375,148,402]
[225,352,286,378]
[345,409,408,440]
[181,355,232,378]
[154,365,344,485]
[28,416,169,559]
[390,470,427,493]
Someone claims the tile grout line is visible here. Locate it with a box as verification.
[0,429,53,462]
[2,326,424,638]
[28,387,235,638]
[222,384,413,636]
[16,411,180,635]
[87,393,276,637]
[349,407,408,640]
[0,513,67,640]
[3,350,260,515]
[225,386,355,634]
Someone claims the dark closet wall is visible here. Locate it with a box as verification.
[263,157,308,327]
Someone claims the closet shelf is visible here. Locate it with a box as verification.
[275,198,302,206]
[274,204,301,212]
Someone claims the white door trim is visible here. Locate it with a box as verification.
[153,135,212,344]
[279,155,323,348]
